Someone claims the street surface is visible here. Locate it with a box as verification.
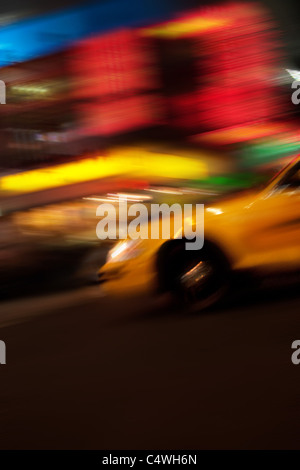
[0,278,299,449]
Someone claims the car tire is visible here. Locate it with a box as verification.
[159,241,230,313]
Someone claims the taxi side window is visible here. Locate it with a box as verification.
[278,163,300,190]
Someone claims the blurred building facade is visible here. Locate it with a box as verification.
[0,1,296,170]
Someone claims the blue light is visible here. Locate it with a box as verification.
[0,0,180,66]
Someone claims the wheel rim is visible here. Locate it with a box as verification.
[180,259,215,301]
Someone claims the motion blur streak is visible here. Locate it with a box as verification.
[0,0,300,451]
[0,148,208,194]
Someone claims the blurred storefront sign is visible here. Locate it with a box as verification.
[0,0,186,66]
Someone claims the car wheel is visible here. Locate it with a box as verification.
[162,242,230,313]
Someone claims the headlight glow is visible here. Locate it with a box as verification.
[107,239,142,263]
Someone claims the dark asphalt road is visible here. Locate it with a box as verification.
[0,283,299,449]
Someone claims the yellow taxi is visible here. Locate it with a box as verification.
[98,156,300,310]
